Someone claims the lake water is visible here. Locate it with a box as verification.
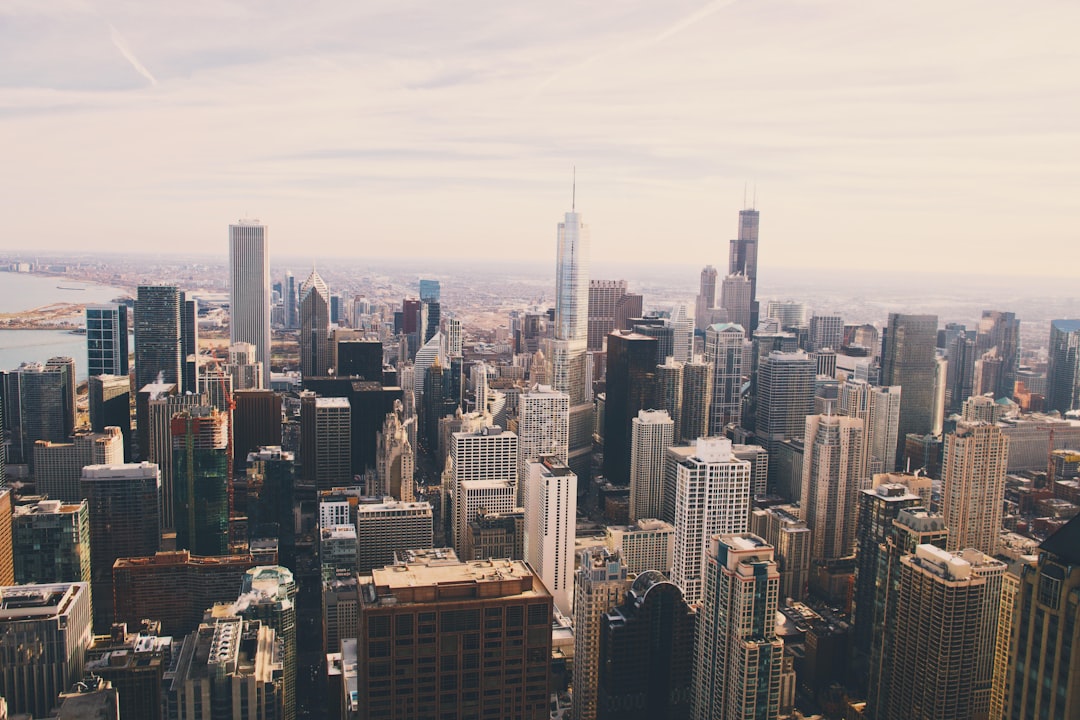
[0,273,131,380]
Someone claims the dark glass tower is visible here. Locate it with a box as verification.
[86,303,129,377]
[135,285,183,392]
[1047,319,1080,414]
[172,407,230,556]
[728,208,760,330]
[881,313,938,466]
[603,331,658,485]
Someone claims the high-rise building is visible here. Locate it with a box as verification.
[800,414,865,563]
[33,427,124,502]
[11,499,91,586]
[704,322,745,435]
[164,614,283,720]
[523,456,577,614]
[719,274,752,336]
[374,407,415,501]
[942,420,1009,555]
[864,507,948,717]
[356,555,552,719]
[808,313,844,353]
[629,410,674,522]
[233,389,282,472]
[670,438,752,604]
[244,447,295,549]
[464,508,524,561]
[654,358,684,442]
[226,341,264,390]
[88,374,131,459]
[695,265,718,332]
[284,270,298,329]
[86,303,129,377]
[604,519,675,575]
[1005,516,1080,718]
[171,406,230,556]
[231,566,298,720]
[945,330,977,414]
[851,483,921,663]
[573,549,631,720]
[887,545,1005,720]
[976,310,1020,399]
[603,331,657,484]
[146,387,204,529]
[181,293,200,394]
[1047,319,1080,414]
[300,268,331,378]
[837,379,902,477]
[1,357,77,466]
[449,426,518,554]
[556,207,590,346]
[81,462,161,632]
[681,357,713,443]
[83,621,173,720]
[881,313,938,465]
[355,500,433,573]
[597,571,696,720]
[693,533,782,720]
[0,582,93,718]
[764,300,808,332]
[300,395,351,491]
[135,285,183,393]
[756,351,816,488]
[751,505,811,601]
[729,208,760,329]
[112,550,256,638]
[588,279,630,350]
[517,385,570,501]
[0,488,12,586]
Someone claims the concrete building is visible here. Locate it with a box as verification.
[755,350,816,489]
[719,274,752,336]
[751,505,811,601]
[837,379,902,477]
[84,621,173,720]
[0,488,12,586]
[355,500,433,573]
[604,518,675,575]
[33,427,124,502]
[356,555,552,719]
[523,456,577,615]
[301,395,352,492]
[692,533,782,720]
[0,582,93,718]
[680,357,713,444]
[573,549,630,720]
[887,546,1005,720]
[88,375,131,458]
[942,421,1009,555]
[695,265,718,333]
[800,414,865,563]
[1047,319,1080,414]
[449,426,518,554]
[654,359,684,443]
[229,220,272,387]
[2,357,76,466]
[81,462,161,632]
[230,566,298,720]
[629,410,675,522]
[670,438,752,604]
[516,385,569,503]
[464,508,524,562]
[374,405,415,502]
[705,322,745,435]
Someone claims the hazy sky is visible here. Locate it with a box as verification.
[2,1,1077,276]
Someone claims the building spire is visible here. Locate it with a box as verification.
[572,165,576,212]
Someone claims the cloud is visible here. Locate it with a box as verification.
[108,23,157,86]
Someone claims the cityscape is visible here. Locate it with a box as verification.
[0,202,1076,719]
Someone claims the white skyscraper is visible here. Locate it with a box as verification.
[555,210,589,345]
[942,421,1009,555]
[801,414,865,562]
[838,379,902,479]
[449,426,518,555]
[671,437,752,604]
[229,220,271,387]
[629,410,675,522]
[523,456,577,614]
[517,386,570,503]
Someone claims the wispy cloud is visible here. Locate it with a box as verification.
[109,23,156,86]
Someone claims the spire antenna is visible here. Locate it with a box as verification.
[572,166,576,212]
[743,182,748,209]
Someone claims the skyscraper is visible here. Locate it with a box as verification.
[692,533,782,720]
[670,437,752,605]
[629,409,674,522]
[284,270,298,329]
[0,582,93,718]
[729,208,760,330]
[881,313,938,464]
[942,420,1009,555]
[976,310,1020,399]
[588,279,629,350]
[887,545,1005,720]
[751,505,811,601]
[695,265,718,332]
[838,379,902,477]
[180,293,199,394]
[300,395,351,491]
[147,388,205,529]
[33,427,124,503]
[573,549,631,720]
[523,456,577,614]
[604,331,658,484]
[517,385,569,502]
[0,488,12,586]
[1047,319,1080,414]
[800,414,865,563]
[86,303,129,377]
[172,406,230,556]
[719,273,752,336]
[11,499,91,585]
[135,285,182,392]
[681,356,713,443]
[299,268,331,378]
[808,313,844,353]
[1006,516,1080,719]
[705,322,745,434]
[2,357,77,466]
[450,426,518,555]
[756,351,816,488]
[81,462,161,632]
[597,571,696,720]
[229,221,271,387]
[654,359,684,443]
[88,374,131,458]
[232,566,298,720]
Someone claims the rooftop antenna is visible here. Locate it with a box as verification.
[572,166,576,212]
[743,182,748,209]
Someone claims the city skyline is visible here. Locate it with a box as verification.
[2,2,1078,276]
